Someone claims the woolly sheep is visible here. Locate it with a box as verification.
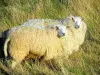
[62,16,87,54]
[66,21,87,54]
[4,24,68,58]
[4,16,87,69]
[4,27,68,68]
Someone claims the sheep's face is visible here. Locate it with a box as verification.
[56,25,67,37]
[72,16,83,29]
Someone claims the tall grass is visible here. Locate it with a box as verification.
[0,0,100,75]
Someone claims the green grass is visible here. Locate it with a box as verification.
[0,0,100,75]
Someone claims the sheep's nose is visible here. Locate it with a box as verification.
[75,25,80,29]
[57,33,65,38]
[62,33,65,36]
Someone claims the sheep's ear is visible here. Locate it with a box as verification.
[72,17,75,22]
[56,26,59,30]
[67,26,70,29]
[81,17,84,21]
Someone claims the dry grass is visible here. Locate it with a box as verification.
[0,0,100,75]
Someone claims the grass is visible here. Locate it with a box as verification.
[0,0,100,75]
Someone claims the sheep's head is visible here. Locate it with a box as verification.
[56,24,68,38]
[71,16,84,29]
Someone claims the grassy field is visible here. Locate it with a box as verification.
[0,0,100,75]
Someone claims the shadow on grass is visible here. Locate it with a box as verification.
[0,37,5,58]
[0,30,11,74]
[0,29,9,58]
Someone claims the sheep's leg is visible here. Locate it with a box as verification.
[11,60,18,69]
[73,45,79,52]
[11,50,29,69]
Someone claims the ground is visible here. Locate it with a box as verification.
[0,0,100,75]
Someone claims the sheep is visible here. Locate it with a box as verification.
[4,24,68,58]
[4,26,68,69]
[65,16,87,54]
[4,15,87,69]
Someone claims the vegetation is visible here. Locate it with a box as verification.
[0,0,100,75]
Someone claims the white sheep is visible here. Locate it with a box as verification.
[4,27,68,69]
[4,16,87,69]
[65,16,87,54]
[4,24,68,58]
